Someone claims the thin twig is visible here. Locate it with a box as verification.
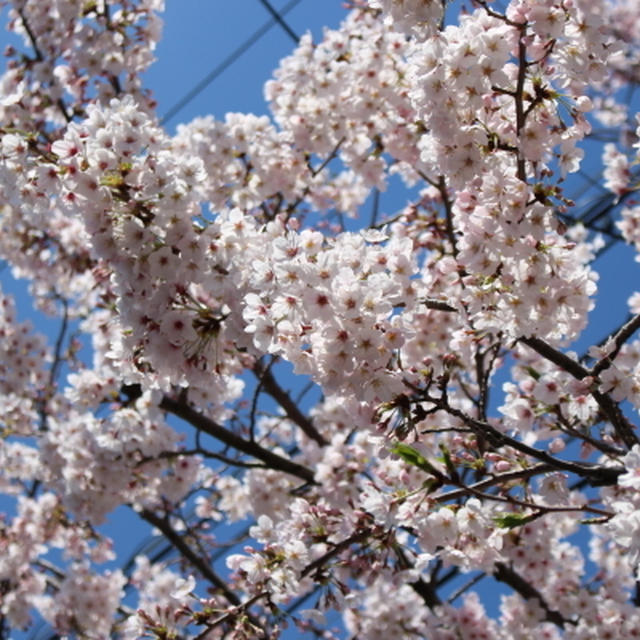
[160,394,317,483]
[428,395,624,486]
[447,572,485,604]
[435,464,555,503]
[521,336,639,448]
[253,360,328,446]
[192,591,269,640]
[590,313,640,377]
[494,562,574,628]
[300,529,372,579]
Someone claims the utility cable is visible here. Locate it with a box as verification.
[160,0,303,125]
[258,0,300,43]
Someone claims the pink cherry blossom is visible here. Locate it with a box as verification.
[1,0,640,637]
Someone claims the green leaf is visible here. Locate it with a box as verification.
[524,366,541,381]
[439,443,459,482]
[580,517,609,526]
[391,443,436,475]
[493,512,540,530]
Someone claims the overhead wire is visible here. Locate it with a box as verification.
[258,0,300,43]
[160,0,303,126]
[158,0,629,258]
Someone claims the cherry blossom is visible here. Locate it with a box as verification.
[2,0,640,638]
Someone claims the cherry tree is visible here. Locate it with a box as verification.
[2,0,640,637]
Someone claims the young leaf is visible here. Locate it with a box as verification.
[391,443,437,475]
[493,512,541,530]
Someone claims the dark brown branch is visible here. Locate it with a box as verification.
[140,509,242,607]
[140,509,268,635]
[434,400,624,486]
[592,393,640,448]
[447,572,486,604]
[435,464,555,503]
[393,545,443,609]
[455,481,611,517]
[521,336,639,448]
[159,395,316,484]
[137,448,268,470]
[264,137,347,221]
[300,529,372,579]
[554,410,624,457]
[17,8,73,123]
[493,562,573,628]
[310,137,345,177]
[590,313,640,377]
[634,580,640,607]
[253,360,328,446]
[422,298,457,312]
[37,297,69,433]
[514,26,528,182]
[520,336,590,380]
[192,591,269,640]
[437,175,458,257]
[476,0,524,27]
[17,8,43,61]
[410,578,442,609]
[476,340,502,421]
[249,357,273,442]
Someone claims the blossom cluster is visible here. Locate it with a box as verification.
[2,0,640,638]
[0,288,50,437]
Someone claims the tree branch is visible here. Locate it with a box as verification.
[300,529,372,579]
[520,336,589,380]
[521,336,639,448]
[493,562,573,628]
[437,175,458,257]
[435,464,555,503]
[192,591,269,640]
[140,509,248,610]
[159,394,317,484]
[422,298,457,312]
[590,313,640,377]
[17,8,72,123]
[253,360,328,446]
[431,398,624,486]
[514,26,528,182]
[410,577,442,609]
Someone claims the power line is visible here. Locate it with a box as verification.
[158,1,629,259]
[160,0,303,126]
[258,0,300,43]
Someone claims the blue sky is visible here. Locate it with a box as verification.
[147,1,348,128]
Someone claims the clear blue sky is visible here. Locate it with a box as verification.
[147,1,348,128]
